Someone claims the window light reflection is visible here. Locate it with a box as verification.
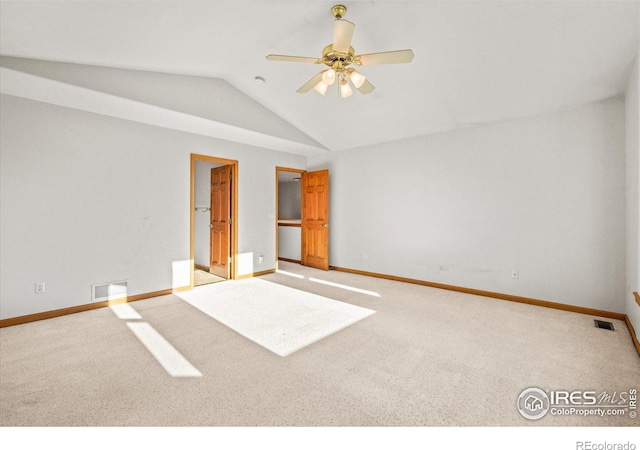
[127,322,202,377]
[276,270,305,279]
[109,303,142,320]
[308,277,381,297]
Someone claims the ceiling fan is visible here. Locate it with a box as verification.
[266,4,414,98]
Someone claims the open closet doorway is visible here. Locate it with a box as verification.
[191,154,238,288]
[276,167,304,267]
[276,167,330,271]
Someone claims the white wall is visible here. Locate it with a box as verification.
[626,52,640,332]
[309,98,627,313]
[278,182,301,219]
[278,226,301,261]
[0,94,305,319]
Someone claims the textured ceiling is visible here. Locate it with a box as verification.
[1,1,638,154]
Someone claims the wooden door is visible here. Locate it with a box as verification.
[210,165,231,278]
[302,169,329,270]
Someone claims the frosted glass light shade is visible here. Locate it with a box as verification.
[340,79,353,98]
[314,81,328,95]
[322,69,336,85]
[348,69,366,88]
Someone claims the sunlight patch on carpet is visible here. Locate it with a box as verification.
[127,322,202,377]
[308,277,381,297]
[176,278,376,356]
[109,303,142,320]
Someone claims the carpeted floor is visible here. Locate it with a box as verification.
[194,269,226,286]
[178,277,375,356]
[0,261,638,427]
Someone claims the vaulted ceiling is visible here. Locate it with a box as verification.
[1,1,638,155]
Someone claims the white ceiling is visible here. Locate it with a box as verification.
[1,1,638,154]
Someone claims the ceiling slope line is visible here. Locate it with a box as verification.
[0,66,329,156]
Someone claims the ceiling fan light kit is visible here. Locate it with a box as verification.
[339,77,353,98]
[314,80,329,95]
[266,4,414,98]
[322,68,336,85]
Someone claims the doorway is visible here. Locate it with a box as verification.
[276,167,304,266]
[191,154,238,288]
[276,167,330,271]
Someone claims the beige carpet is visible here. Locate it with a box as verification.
[1,260,638,429]
[194,269,225,286]
[177,277,375,356]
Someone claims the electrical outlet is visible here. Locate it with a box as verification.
[259,254,264,264]
[362,253,368,260]
[35,283,45,294]
[511,269,519,280]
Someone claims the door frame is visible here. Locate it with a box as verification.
[275,167,305,268]
[190,154,238,288]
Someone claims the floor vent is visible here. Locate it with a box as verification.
[92,281,128,302]
[594,319,615,331]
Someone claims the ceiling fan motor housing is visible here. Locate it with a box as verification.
[321,44,357,70]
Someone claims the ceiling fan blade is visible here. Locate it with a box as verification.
[266,54,319,64]
[333,19,355,54]
[357,79,375,95]
[296,71,324,93]
[357,49,414,66]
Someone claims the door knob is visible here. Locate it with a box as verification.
[322,223,329,227]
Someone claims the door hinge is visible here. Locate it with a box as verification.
[229,218,232,225]
[229,173,232,181]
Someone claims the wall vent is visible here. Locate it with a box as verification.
[594,319,615,331]
[92,281,128,302]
